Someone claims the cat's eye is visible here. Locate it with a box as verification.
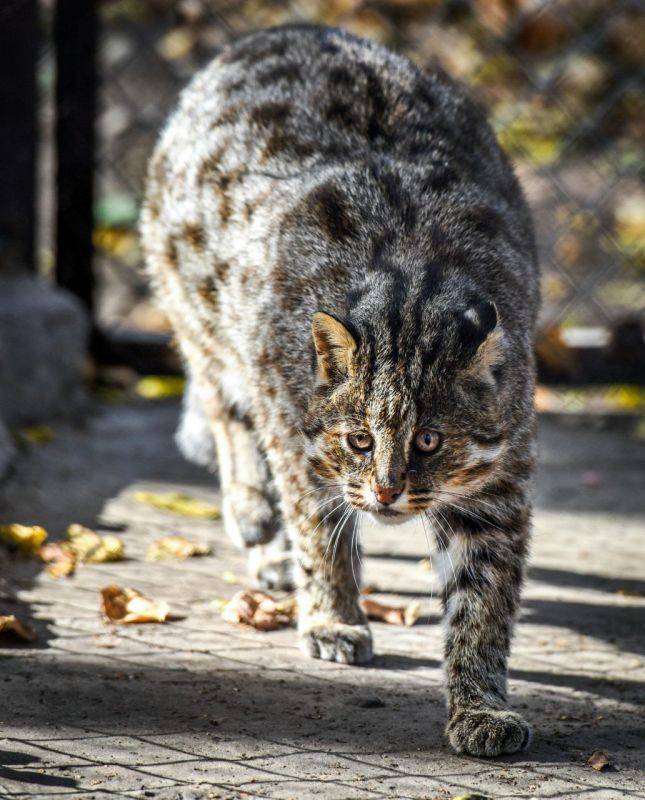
[414,429,441,454]
[347,431,373,453]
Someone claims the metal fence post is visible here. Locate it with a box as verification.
[0,0,38,273]
[54,0,97,311]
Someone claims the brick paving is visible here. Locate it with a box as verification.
[0,401,643,799]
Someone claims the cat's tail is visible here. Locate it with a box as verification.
[175,377,217,471]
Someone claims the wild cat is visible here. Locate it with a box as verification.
[141,24,539,757]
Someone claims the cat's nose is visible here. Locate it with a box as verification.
[373,484,402,506]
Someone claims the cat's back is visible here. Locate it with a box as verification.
[144,24,510,201]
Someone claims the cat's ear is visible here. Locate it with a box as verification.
[459,299,503,376]
[312,311,357,384]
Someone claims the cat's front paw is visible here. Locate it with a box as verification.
[447,708,531,757]
[300,623,373,665]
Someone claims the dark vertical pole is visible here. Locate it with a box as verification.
[0,0,38,273]
[54,0,97,311]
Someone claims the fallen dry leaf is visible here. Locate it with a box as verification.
[361,597,422,627]
[134,491,220,519]
[587,750,614,772]
[221,590,294,631]
[274,596,298,617]
[615,587,645,598]
[218,588,421,630]
[0,614,37,642]
[101,585,170,624]
[18,424,55,445]
[451,794,491,800]
[147,535,211,561]
[38,542,77,578]
[67,524,125,563]
[0,524,48,554]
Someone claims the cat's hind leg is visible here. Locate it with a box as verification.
[247,528,293,591]
[211,408,295,589]
[176,367,275,548]
[209,406,278,549]
[175,377,217,471]
[178,369,293,588]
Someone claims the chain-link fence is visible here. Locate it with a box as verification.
[37,1,644,401]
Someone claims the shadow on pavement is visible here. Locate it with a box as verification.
[0,655,642,779]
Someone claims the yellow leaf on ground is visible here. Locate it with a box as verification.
[134,491,220,519]
[0,524,48,554]
[135,376,186,400]
[0,614,37,642]
[221,590,294,631]
[101,585,170,624]
[147,535,211,561]
[67,524,125,563]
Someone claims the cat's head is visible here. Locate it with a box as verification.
[303,291,509,524]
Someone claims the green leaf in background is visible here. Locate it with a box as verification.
[94,193,139,229]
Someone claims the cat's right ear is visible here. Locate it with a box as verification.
[311,311,357,385]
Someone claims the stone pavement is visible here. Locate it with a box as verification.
[0,400,643,799]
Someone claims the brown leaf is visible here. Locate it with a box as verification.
[147,535,211,561]
[361,597,421,627]
[221,590,294,631]
[101,585,170,624]
[535,325,579,379]
[38,542,77,578]
[515,11,569,53]
[587,750,614,772]
[0,614,37,642]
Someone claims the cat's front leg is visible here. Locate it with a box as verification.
[438,508,531,757]
[266,445,372,664]
[295,501,372,665]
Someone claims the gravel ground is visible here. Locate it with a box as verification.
[1,400,643,799]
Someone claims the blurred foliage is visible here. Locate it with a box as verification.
[536,385,645,414]
[135,375,186,399]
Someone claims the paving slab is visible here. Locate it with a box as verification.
[0,400,643,799]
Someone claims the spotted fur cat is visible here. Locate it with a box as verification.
[141,24,539,757]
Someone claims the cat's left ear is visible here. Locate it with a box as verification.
[459,298,504,376]
[312,311,357,385]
